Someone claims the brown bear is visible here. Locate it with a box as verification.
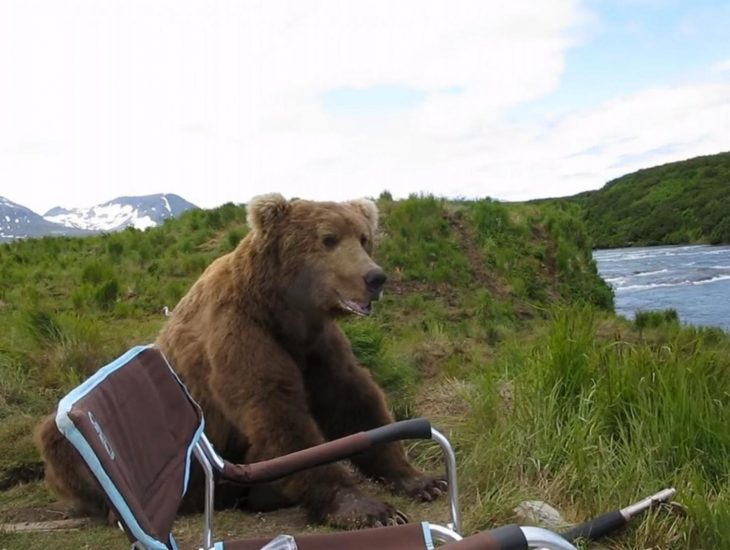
[36,194,444,528]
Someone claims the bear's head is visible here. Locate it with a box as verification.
[245,193,386,319]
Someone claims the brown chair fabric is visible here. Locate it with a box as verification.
[61,348,491,550]
[62,346,203,547]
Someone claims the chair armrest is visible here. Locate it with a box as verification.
[219,418,432,484]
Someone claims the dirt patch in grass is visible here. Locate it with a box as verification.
[0,502,75,524]
[0,464,44,492]
[445,207,510,300]
[415,379,471,427]
[0,415,44,491]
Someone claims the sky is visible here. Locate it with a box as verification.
[0,0,729,214]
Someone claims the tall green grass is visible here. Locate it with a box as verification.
[377,195,471,285]
[457,306,730,548]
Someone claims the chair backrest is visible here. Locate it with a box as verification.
[55,345,204,550]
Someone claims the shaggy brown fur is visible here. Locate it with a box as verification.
[35,194,444,528]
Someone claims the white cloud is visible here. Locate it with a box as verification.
[713,58,730,73]
[459,82,730,199]
[0,0,728,214]
[0,0,585,211]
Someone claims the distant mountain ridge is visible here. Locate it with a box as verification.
[0,196,94,242]
[44,193,197,232]
[562,151,730,249]
[0,193,198,243]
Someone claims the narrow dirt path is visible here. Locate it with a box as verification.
[443,206,511,299]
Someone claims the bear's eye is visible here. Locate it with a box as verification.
[323,235,339,249]
[360,234,368,247]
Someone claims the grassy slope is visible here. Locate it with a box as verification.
[0,195,726,548]
[567,151,730,249]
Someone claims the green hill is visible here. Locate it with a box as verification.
[571,151,730,248]
[2,196,730,548]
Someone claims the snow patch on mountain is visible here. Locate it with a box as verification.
[44,193,197,232]
[46,203,153,231]
[0,196,93,242]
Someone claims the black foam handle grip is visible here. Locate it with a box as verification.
[488,524,529,549]
[366,418,432,446]
[561,510,626,542]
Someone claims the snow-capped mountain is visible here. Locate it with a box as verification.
[0,193,198,243]
[0,196,93,242]
[44,193,198,232]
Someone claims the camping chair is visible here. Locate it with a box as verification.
[53,345,665,550]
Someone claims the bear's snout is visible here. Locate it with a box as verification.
[364,267,387,297]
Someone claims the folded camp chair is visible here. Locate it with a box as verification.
[53,344,583,550]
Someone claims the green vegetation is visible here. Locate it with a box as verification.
[634,308,679,333]
[459,308,730,548]
[0,194,724,548]
[567,151,730,248]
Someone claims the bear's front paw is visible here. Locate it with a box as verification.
[320,489,409,529]
[393,474,447,502]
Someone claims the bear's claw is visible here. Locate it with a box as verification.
[321,489,407,529]
[393,474,448,503]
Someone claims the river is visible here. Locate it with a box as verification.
[593,244,730,331]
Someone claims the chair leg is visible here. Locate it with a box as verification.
[431,428,462,534]
[194,444,216,550]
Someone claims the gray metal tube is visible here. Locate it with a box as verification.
[199,433,226,471]
[620,487,676,519]
[431,427,462,534]
[193,444,215,550]
[429,523,463,544]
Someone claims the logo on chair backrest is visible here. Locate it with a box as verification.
[88,411,116,461]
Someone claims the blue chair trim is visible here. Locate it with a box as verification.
[56,344,203,550]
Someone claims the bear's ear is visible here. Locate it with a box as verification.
[247,193,290,233]
[347,198,379,232]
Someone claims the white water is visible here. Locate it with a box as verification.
[594,244,730,331]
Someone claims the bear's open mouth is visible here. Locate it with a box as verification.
[339,299,372,317]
